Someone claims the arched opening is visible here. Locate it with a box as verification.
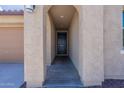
[43,5,83,87]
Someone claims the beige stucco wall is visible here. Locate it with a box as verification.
[24,6,45,87]
[81,6,104,86]
[69,11,80,73]
[50,15,56,63]
[24,5,124,87]
[45,5,104,87]
[46,8,56,65]
[104,6,124,79]
[0,27,24,63]
[46,14,51,65]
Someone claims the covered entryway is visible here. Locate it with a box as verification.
[44,5,82,87]
[25,5,104,87]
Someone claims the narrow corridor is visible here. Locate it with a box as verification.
[43,56,83,88]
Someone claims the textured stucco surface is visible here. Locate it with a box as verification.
[104,6,124,79]
[69,11,80,74]
[46,14,51,65]
[50,16,56,63]
[46,13,56,65]
[24,6,45,87]
[24,5,124,87]
[82,6,104,86]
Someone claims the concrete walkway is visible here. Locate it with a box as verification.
[43,56,83,88]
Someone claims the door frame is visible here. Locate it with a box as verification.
[56,30,68,56]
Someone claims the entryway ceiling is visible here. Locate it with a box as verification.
[49,5,76,30]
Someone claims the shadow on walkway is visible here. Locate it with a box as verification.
[43,56,83,88]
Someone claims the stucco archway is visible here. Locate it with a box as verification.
[42,5,84,87]
[24,5,104,88]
